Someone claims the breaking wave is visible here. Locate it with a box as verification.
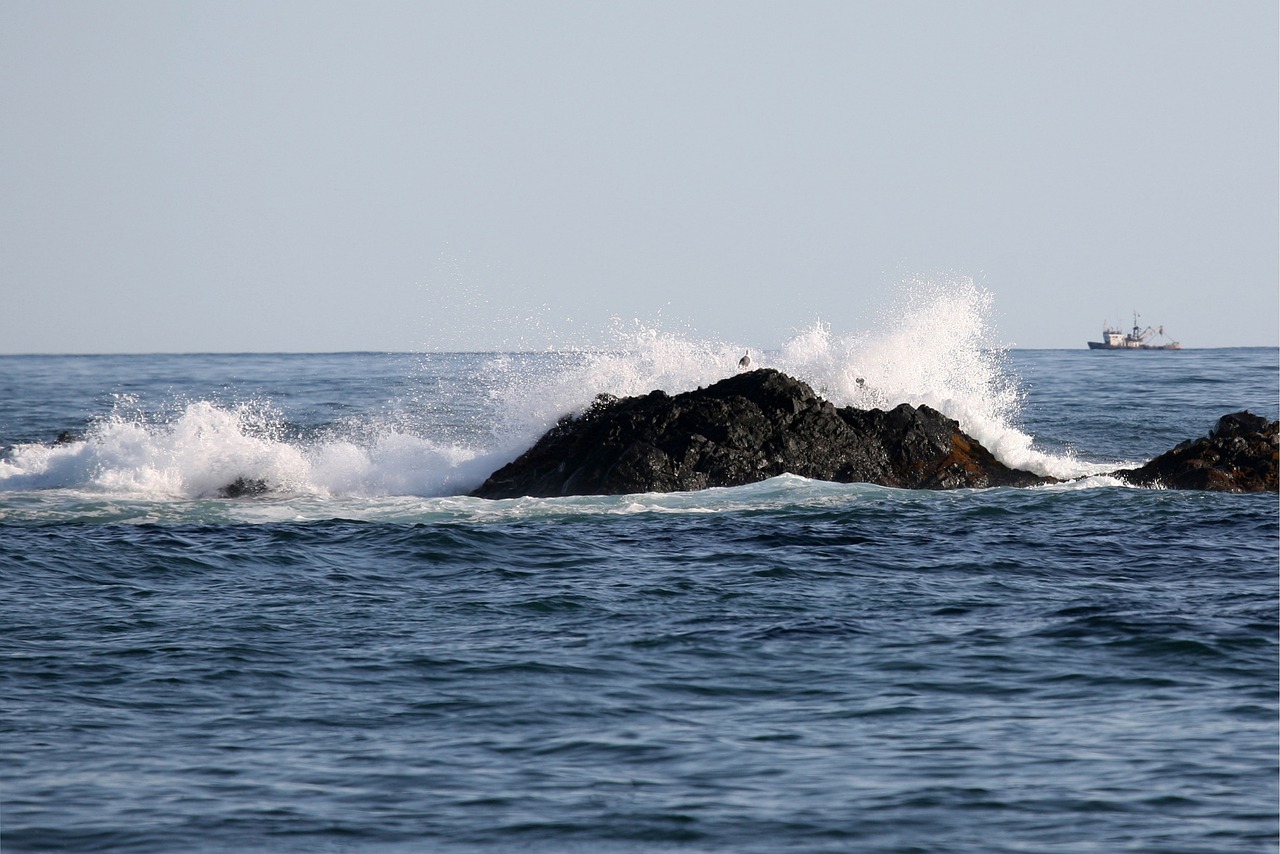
[0,277,1106,500]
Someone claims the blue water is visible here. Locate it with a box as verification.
[2,342,1277,853]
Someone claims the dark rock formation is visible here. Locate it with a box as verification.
[1114,411,1278,493]
[217,476,270,498]
[472,369,1053,499]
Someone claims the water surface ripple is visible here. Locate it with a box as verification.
[4,485,1276,853]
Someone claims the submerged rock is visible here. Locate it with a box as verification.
[217,476,270,499]
[471,369,1052,499]
[1113,411,1278,493]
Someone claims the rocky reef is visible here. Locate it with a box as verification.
[1114,410,1278,493]
[471,369,1052,498]
[472,369,1279,499]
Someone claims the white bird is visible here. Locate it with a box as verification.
[738,351,751,370]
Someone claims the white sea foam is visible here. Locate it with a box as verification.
[487,275,1100,481]
[0,276,1106,499]
[0,400,494,500]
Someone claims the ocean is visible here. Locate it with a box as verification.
[2,306,1277,852]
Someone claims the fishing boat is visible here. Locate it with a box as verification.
[1087,312,1181,350]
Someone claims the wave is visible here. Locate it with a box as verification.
[487,276,1109,481]
[0,402,514,500]
[0,277,1110,500]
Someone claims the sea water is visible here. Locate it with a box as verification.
[2,287,1277,852]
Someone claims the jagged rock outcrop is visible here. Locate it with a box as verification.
[471,369,1053,498]
[1114,411,1278,493]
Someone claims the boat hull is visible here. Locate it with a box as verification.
[1087,341,1182,350]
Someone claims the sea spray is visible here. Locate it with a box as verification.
[0,279,1115,498]
[0,397,491,499]
[484,277,1107,481]
[483,321,747,452]
[0,400,307,497]
[770,277,1108,479]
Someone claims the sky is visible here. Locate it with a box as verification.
[1,1,1276,353]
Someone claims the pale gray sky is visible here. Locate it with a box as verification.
[2,1,1276,353]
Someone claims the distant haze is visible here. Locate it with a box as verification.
[1,1,1276,353]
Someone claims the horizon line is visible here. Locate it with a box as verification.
[0,345,1277,358]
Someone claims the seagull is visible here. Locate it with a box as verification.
[738,351,751,370]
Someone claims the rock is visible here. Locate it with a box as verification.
[471,369,1053,499]
[217,476,270,498]
[1114,411,1278,493]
